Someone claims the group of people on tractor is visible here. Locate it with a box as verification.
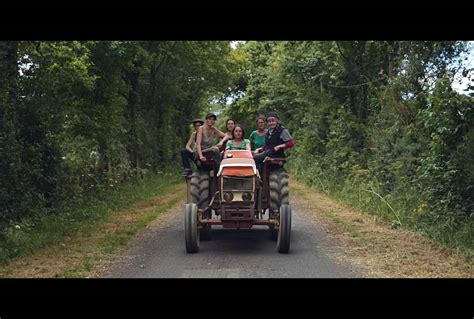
[180,111,295,178]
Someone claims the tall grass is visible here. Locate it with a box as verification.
[288,158,473,255]
[0,169,181,265]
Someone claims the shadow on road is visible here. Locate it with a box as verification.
[194,226,299,255]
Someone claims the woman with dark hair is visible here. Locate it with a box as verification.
[221,118,235,152]
[225,118,236,139]
[225,124,251,151]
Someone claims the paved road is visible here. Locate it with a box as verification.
[100,199,362,278]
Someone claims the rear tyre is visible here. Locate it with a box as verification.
[279,171,289,206]
[190,170,211,240]
[269,170,280,214]
[269,169,289,240]
[190,171,210,210]
[277,204,291,253]
[184,203,199,253]
[269,169,289,213]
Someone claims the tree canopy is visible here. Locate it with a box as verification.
[0,41,233,226]
[224,41,473,249]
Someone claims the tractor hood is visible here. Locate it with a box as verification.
[217,157,257,177]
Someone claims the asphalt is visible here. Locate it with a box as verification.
[100,198,362,278]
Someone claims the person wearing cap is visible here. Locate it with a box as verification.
[253,111,295,175]
[194,113,229,172]
[180,118,204,176]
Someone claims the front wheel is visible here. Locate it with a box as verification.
[184,203,199,253]
[277,204,291,253]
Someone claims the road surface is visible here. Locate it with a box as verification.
[99,199,362,278]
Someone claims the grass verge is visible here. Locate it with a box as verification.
[291,178,473,277]
[288,163,473,256]
[0,171,184,277]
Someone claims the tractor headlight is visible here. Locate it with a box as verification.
[242,192,252,201]
[223,192,234,202]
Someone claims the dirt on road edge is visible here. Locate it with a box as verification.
[291,178,473,278]
[1,177,471,278]
[0,183,185,278]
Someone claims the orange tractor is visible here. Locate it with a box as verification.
[184,150,291,253]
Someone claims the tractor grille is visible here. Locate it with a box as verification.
[222,176,254,191]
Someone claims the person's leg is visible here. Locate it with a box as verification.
[202,146,221,170]
[180,148,193,175]
[211,146,221,167]
[254,150,270,176]
[254,149,280,176]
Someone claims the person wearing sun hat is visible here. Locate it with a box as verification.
[180,118,205,177]
[192,118,204,126]
[253,111,295,175]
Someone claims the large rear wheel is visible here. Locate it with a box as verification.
[190,170,212,240]
[269,169,289,240]
[269,169,289,212]
[184,203,199,253]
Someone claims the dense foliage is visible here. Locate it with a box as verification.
[225,41,473,250]
[0,41,233,228]
[1,40,472,251]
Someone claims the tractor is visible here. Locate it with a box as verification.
[184,149,291,253]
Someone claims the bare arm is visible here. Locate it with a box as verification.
[196,126,205,160]
[273,129,294,152]
[185,132,195,153]
[214,127,229,146]
[274,140,295,152]
[214,127,226,138]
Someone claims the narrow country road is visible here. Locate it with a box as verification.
[98,198,362,278]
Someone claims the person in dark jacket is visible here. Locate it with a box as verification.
[253,111,295,176]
